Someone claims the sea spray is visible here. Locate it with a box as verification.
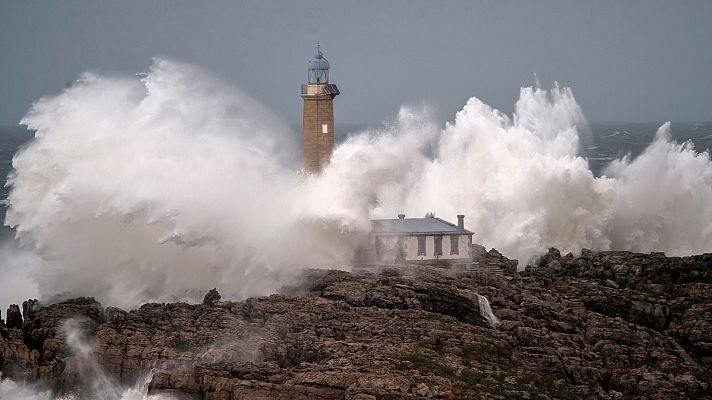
[63,318,126,398]
[0,374,170,400]
[0,321,172,400]
[63,318,173,399]
[0,375,55,400]
[0,240,41,312]
[477,294,500,328]
[5,59,712,308]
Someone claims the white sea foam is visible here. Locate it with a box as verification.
[0,376,55,400]
[4,58,712,309]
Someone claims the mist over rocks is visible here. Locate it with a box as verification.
[1,249,711,399]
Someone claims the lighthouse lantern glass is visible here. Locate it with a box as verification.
[309,68,329,84]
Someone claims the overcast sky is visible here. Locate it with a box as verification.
[1,0,710,126]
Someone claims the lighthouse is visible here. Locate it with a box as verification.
[301,43,340,173]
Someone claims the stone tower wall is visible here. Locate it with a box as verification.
[302,94,335,172]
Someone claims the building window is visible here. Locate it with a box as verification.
[450,235,459,255]
[417,236,426,256]
[434,236,443,256]
[322,124,328,134]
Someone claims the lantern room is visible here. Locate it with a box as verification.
[308,43,330,84]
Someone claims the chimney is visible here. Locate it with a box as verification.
[457,215,465,230]
[398,214,405,219]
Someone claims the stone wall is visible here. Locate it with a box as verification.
[302,94,335,172]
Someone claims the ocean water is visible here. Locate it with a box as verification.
[2,121,711,234]
[585,122,712,175]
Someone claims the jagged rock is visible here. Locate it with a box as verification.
[5,304,22,329]
[22,299,41,321]
[202,288,221,305]
[473,247,519,272]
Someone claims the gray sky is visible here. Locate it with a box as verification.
[1,0,711,126]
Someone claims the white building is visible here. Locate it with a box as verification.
[355,214,473,265]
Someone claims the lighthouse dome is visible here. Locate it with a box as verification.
[309,52,330,70]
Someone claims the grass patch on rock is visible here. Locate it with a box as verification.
[394,352,454,378]
[456,370,579,400]
[461,342,520,370]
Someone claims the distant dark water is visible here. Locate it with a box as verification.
[1,121,711,237]
[584,122,712,175]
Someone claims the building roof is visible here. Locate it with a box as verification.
[372,217,473,235]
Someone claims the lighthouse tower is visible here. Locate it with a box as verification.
[301,44,340,173]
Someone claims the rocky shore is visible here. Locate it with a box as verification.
[1,248,711,399]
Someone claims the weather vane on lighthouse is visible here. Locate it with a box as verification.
[300,43,340,173]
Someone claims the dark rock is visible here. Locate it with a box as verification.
[22,299,41,322]
[202,288,221,305]
[5,304,22,329]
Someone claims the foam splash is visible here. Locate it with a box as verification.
[4,59,712,308]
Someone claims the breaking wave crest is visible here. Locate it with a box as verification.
[4,58,712,308]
